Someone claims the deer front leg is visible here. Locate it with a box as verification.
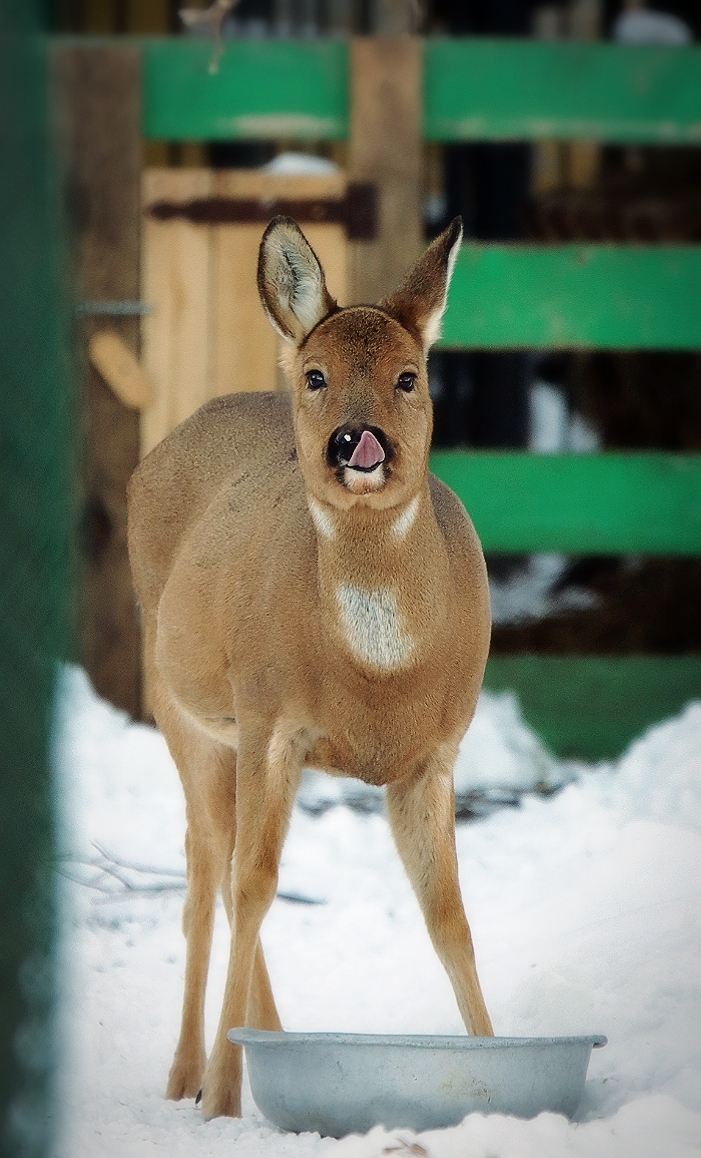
[386,748,493,1037]
[199,718,302,1120]
[219,839,283,1032]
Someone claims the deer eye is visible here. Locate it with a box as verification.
[305,369,326,391]
[396,372,416,393]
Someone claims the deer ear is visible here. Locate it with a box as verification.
[380,217,463,353]
[257,216,337,344]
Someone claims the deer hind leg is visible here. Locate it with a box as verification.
[153,693,239,1101]
[166,813,225,1100]
[199,717,303,1120]
[386,748,493,1037]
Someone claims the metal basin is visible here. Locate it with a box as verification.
[228,1028,607,1137]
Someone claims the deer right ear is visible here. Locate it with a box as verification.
[380,217,463,354]
[257,216,337,344]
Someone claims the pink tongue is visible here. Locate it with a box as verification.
[348,430,385,470]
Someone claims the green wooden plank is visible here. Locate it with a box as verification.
[76,36,701,145]
[429,452,701,554]
[483,655,701,760]
[441,244,701,349]
[142,36,348,140]
[425,38,701,143]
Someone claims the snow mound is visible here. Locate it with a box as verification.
[53,667,701,1158]
[592,702,701,833]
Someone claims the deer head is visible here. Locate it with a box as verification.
[257,216,463,515]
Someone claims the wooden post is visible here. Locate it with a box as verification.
[52,43,143,718]
[566,0,602,189]
[347,37,422,304]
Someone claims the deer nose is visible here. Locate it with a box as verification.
[327,424,389,471]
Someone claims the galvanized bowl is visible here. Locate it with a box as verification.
[228,1028,607,1137]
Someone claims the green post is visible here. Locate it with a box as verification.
[0,2,73,1155]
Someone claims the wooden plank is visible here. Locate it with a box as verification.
[141,169,213,457]
[210,170,347,398]
[142,37,348,141]
[483,655,701,760]
[424,39,701,143]
[348,36,422,303]
[429,452,701,554]
[441,244,701,350]
[52,42,142,719]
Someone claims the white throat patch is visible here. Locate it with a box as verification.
[335,585,414,670]
[308,497,335,540]
[391,496,420,540]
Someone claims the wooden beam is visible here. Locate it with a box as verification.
[347,36,422,303]
[483,655,701,760]
[429,452,701,555]
[441,244,701,350]
[52,42,142,718]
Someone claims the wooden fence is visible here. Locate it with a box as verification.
[55,34,701,758]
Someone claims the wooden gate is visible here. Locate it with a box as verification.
[141,168,348,456]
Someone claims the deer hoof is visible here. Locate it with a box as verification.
[165,1051,206,1101]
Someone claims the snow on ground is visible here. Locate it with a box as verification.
[51,667,701,1158]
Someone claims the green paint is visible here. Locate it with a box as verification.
[142,36,348,141]
[483,655,701,760]
[429,453,701,554]
[139,37,701,145]
[425,38,701,143]
[440,244,701,350]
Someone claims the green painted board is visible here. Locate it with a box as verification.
[429,452,701,554]
[142,36,348,140]
[483,655,701,760]
[138,37,701,145]
[441,244,701,349]
[425,38,701,143]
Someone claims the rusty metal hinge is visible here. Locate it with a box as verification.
[145,182,378,241]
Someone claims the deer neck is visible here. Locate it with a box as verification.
[308,482,450,673]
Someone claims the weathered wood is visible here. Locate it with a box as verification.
[89,330,151,409]
[142,167,348,444]
[565,0,602,190]
[210,169,347,398]
[141,169,213,458]
[52,42,142,718]
[347,37,422,303]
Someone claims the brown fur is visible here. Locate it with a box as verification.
[127,217,493,1121]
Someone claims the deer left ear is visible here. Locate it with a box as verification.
[380,217,463,353]
[258,216,337,344]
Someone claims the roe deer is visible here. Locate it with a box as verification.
[127,215,493,1121]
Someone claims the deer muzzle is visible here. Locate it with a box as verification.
[326,424,391,473]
